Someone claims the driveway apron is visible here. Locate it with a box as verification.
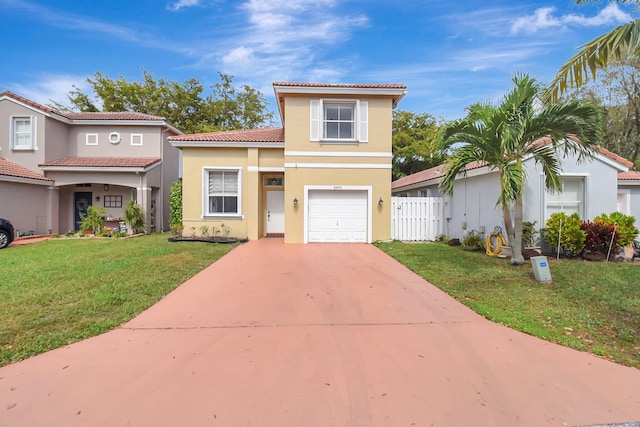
[1,239,639,426]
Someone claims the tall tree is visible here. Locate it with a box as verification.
[55,70,274,134]
[392,110,445,180]
[547,0,639,100]
[439,74,602,265]
[567,57,640,166]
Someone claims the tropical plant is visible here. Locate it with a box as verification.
[124,199,146,234]
[462,231,484,251]
[438,73,602,265]
[581,220,621,255]
[546,0,638,100]
[79,206,107,235]
[544,212,586,256]
[522,221,539,248]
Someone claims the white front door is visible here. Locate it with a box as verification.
[266,190,285,234]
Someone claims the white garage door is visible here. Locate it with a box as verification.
[307,190,368,243]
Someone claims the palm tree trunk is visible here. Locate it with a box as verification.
[511,195,525,265]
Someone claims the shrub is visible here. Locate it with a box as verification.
[125,200,146,234]
[462,231,484,251]
[522,221,539,247]
[581,220,621,255]
[79,206,107,235]
[543,212,585,256]
[594,212,639,247]
[169,179,183,229]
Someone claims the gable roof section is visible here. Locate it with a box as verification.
[39,157,161,172]
[169,127,284,148]
[0,157,52,184]
[273,82,407,124]
[0,91,182,134]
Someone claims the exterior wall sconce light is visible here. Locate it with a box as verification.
[378,197,384,206]
[104,184,109,191]
[293,197,299,207]
[95,196,100,202]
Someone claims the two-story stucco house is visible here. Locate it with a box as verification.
[170,82,406,243]
[0,91,182,235]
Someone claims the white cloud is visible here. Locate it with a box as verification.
[511,3,631,35]
[167,0,200,11]
[212,0,368,82]
[10,74,91,109]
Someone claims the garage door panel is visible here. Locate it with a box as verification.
[307,190,368,243]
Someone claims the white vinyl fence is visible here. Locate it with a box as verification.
[391,197,444,241]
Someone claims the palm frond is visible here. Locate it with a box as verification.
[545,19,640,101]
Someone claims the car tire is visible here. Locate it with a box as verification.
[0,230,9,249]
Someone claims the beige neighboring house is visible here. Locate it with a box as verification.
[170,82,406,243]
[0,91,182,236]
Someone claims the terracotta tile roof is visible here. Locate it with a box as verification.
[39,157,161,168]
[0,157,52,182]
[392,161,487,189]
[273,82,407,89]
[0,91,165,121]
[619,171,640,181]
[169,127,284,143]
[64,112,166,121]
[0,90,59,115]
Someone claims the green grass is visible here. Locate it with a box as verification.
[0,234,239,366]
[376,241,640,369]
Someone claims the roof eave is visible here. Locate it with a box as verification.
[170,141,284,149]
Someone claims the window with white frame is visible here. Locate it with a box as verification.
[545,176,585,220]
[310,99,368,142]
[206,169,241,215]
[131,134,143,146]
[11,116,36,150]
[86,133,98,146]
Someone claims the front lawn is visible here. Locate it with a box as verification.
[0,234,238,366]
[377,241,640,369]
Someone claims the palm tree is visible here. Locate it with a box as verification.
[546,0,639,100]
[439,74,602,265]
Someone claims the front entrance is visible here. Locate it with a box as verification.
[266,190,285,235]
[74,192,92,230]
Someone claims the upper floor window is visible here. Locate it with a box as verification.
[310,99,368,143]
[205,168,242,216]
[11,116,36,150]
[131,134,143,146]
[86,133,98,146]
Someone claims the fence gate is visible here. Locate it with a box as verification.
[391,197,444,241]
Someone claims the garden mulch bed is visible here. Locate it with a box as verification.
[167,236,247,244]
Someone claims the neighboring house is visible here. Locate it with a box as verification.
[170,82,407,243]
[0,91,182,235]
[618,170,640,224]
[392,144,635,240]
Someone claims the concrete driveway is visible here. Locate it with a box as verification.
[1,239,639,426]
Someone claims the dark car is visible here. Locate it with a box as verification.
[0,218,15,249]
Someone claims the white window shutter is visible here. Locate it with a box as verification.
[310,99,320,141]
[358,101,368,142]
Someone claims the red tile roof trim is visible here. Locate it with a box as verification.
[170,127,284,143]
[392,161,487,189]
[273,82,406,89]
[0,157,52,182]
[39,157,161,168]
[0,91,165,121]
[619,171,640,181]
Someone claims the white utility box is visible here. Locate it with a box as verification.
[531,256,552,283]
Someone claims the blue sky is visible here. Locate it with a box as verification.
[0,0,634,123]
